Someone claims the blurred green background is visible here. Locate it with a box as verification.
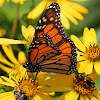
[0,0,100,97]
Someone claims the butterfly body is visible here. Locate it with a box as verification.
[23,2,77,75]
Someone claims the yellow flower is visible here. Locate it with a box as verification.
[0,0,4,7]
[0,72,54,100]
[0,25,35,45]
[46,73,100,100]
[21,25,35,41]
[0,28,6,37]
[71,27,100,75]
[27,0,88,29]
[0,45,27,79]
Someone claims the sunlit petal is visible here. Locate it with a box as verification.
[58,90,79,100]
[2,45,19,64]
[35,92,54,100]
[83,27,97,48]
[78,60,93,74]
[65,0,88,14]
[27,0,47,20]
[0,38,27,44]
[61,13,70,29]
[94,61,100,75]
[77,56,87,61]
[0,91,15,100]
[1,76,15,84]
[0,52,14,67]
[21,25,35,40]
[60,0,84,20]
[18,51,27,64]
[0,64,13,73]
[71,35,86,52]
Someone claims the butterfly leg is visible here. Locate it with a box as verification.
[34,71,39,85]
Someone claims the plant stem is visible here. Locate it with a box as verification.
[10,4,20,39]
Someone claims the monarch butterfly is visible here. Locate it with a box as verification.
[23,2,77,75]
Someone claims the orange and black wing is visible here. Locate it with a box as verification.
[24,37,76,74]
[40,54,76,74]
[24,37,59,72]
[34,2,76,58]
[23,2,77,74]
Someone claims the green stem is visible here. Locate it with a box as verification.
[10,4,20,39]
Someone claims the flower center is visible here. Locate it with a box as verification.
[73,73,96,95]
[15,78,38,97]
[86,45,100,61]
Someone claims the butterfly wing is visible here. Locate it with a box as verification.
[34,2,76,58]
[40,54,76,74]
[23,2,77,74]
[24,37,59,72]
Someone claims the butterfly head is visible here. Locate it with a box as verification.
[23,62,41,72]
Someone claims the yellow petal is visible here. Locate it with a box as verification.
[0,0,4,7]
[61,13,70,29]
[94,61,100,75]
[18,51,27,64]
[90,28,97,45]
[61,0,84,20]
[35,92,54,100]
[2,45,19,64]
[38,86,52,93]
[71,35,86,52]
[78,60,93,74]
[0,64,13,73]
[0,91,15,100]
[62,11,78,25]
[44,73,74,92]
[77,56,87,61]
[0,52,14,67]
[48,92,55,96]
[83,27,90,48]
[58,90,79,100]
[1,76,15,84]
[80,95,90,100]
[77,51,86,56]
[83,27,97,48]
[34,94,42,100]
[46,1,54,8]
[58,1,78,25]
[0,38,27,44]
[0,28,6,37]
[88,70,99,81]
[89,95,98,100]
[65,0,88,14]
[65,91,79,100]
[0,81,15,87]
[27,0,47,20]
[21,25,35,40]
